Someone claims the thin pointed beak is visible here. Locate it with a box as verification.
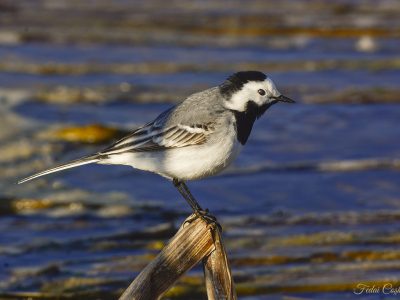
[275,95,295,103]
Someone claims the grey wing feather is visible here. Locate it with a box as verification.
[101,87,223,155]
[100,107,215,155]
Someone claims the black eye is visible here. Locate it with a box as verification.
[258,89,266,96]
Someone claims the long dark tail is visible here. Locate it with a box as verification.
[18,155,100,184]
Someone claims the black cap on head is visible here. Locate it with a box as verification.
[219,71,267,98]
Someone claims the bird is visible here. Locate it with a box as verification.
[18,71,294,221]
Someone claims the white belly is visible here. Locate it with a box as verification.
[161,132,242,180]
[102,124,242,180]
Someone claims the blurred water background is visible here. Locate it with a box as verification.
[0,0,400,299]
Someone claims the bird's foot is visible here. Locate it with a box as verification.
[184,209,222,231]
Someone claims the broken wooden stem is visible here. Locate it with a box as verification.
[119,213,236,300]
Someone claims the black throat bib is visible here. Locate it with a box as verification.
[232,101,273,145]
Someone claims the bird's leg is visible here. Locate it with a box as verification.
[172,179,218,226]
[173,178,203,212]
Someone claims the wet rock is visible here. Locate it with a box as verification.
[35,86,105,103]
[356,35,379,53]
[96,204,134,218]
[0,31,20,45]
[37,264,61,277]
[0,140,36,163]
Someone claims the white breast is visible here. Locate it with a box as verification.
[162,126,242,180]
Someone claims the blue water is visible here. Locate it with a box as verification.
[1,37,400,299]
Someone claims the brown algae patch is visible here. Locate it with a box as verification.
[145,240,166,251]
[235,279,400,296]
[231,250,400,267]
[163,276,204,299]
[269,231,355,247]
[266,230,400,248]
[40,276,122,294]
[12,198,53,212]
[3,59,400,77]
[42,124,126,144]
[305,87,400,104]
[33,84,191,104]
[0,197,53,215]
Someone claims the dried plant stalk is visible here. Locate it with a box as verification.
[203,227,237,300]
[119,213,236,300]
[119,215,214,300]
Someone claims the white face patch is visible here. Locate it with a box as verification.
[223,78,281,112]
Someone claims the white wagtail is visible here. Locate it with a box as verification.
[19,71,294,219]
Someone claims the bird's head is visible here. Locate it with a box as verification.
[220,71,294,118]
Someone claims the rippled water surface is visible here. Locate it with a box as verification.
[1,1,400,299]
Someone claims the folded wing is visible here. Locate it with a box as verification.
[100,122,215,155]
